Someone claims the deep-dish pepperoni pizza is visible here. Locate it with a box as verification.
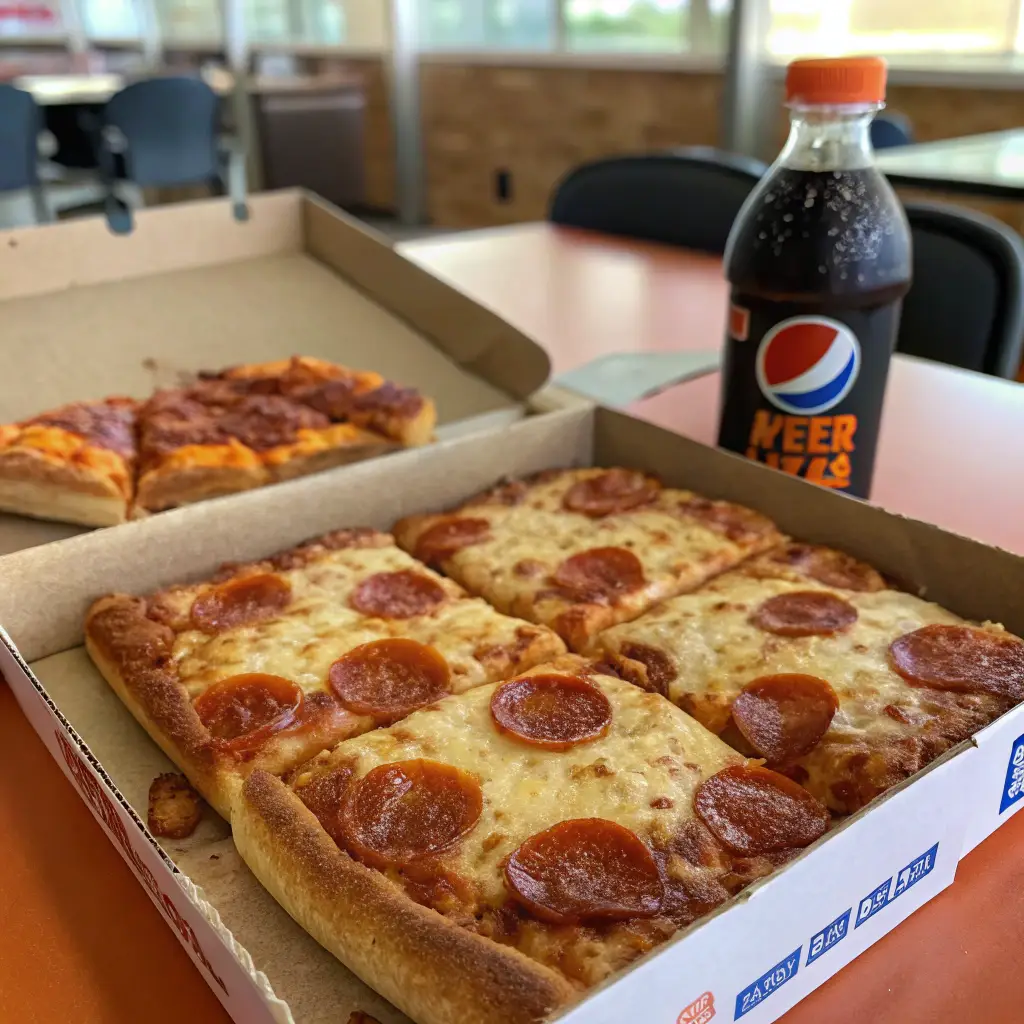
[84,528,565,818]
[393,467,784,650]
[592,543,1024,814]
[233,655,830,1024]
[0,397,138,526]
[134,356,435,515]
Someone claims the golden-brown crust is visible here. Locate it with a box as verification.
[133,458,269,514]
[84,589,377,819]
[83,594,232,813]
[0,447,130,526]
[233,770,577,1024]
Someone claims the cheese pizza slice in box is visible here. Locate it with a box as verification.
[84,527,565,819]
[591,542,1024,814]
[133,356,435,515]
[393,467,784,651]
[0,397,137,527]
[232,655,830,1024]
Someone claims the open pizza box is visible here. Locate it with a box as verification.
[2,404,1023,1024]
[0,189,550,556]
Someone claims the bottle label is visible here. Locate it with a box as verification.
[718,296,902,498]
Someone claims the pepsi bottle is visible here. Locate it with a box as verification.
[718,56,912,499]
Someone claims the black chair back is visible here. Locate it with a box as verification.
[0,84,41,192]
[549,148,768,254]
[871,112,914,150]
[103,76,220,187]
[899,201,1024,379]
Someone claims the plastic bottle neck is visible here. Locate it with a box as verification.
[778,102,881,172]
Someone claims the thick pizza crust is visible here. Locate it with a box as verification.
[133,459,269,515]
[233,769,578,1024]
[0,448,129,526]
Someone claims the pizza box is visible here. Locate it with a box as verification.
[1,403,1023,1024]
[0,189,550,557]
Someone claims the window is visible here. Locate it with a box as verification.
[564,0,688,53]
[155,0,222,41]
[82,0,142,37]
[766,0,1023,57]
[418,0,556,50]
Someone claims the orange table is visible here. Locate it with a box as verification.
[3,223,1024,1024]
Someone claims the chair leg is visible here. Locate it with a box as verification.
[30,186,53,224]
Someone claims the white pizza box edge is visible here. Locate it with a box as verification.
[2,404,1024,1024]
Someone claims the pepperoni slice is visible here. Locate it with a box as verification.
[776,544,885,592]
[563,470,659,518]
[193,673,302,751]
[490,674,612,750]
[890,625,1024,700]
[504,818,663,924]
[694,765,830,855]
[190,573,292,633]
[341,759,482,867]
[751,591,857,637]
[731,674,839,764]
[349,570,446,619]
[552,547,645,604]
[329,639,450,720]
[678,497,776,543]
[413,517,491,566]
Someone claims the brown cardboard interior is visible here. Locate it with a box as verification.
[0,190,550,556]
[3,404,1024,1023]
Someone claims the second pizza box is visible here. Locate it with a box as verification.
[2,404,1023,1024]
[0,190,549,555]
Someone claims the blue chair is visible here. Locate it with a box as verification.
[871,112,914,150]
[98,76,245,231]
[899,201,1024,378]
[0,83,49,224]
[549,148,768,255]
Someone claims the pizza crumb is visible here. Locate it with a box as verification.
[148,772,204,839]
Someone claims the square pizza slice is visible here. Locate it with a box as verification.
[84,528,565,819]
[133,356,435,515]
[232,655,830,1024]
[0,397,137,527]
[394,467,783,651]
[591,542,1024,814]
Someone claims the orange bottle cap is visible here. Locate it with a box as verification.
[786,56,887,106]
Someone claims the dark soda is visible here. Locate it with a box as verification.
[718,57,912,499]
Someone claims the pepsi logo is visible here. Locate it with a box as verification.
[755,317,861,416]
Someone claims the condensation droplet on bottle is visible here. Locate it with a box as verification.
[818,264,827,274]
[758,231,767,240]
[782,213,793,222]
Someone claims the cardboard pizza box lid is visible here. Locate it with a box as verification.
[0,189,551,555]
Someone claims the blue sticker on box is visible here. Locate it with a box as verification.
[806,909,851,966]
[855,843,939,929]
[999,733,1024,814]
[734,948,800,1020]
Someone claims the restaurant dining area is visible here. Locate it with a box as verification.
[2,4,1024,1024]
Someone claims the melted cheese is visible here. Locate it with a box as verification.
[310,667,742,906]
[595,574,1016,810]
[166,543,564,700]
[398,469,781,642]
